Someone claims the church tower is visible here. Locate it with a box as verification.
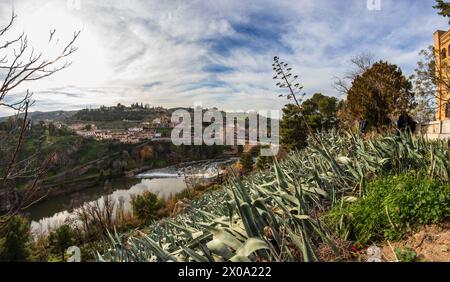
[434,29,450,120]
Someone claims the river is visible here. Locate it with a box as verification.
[26,158,237,234]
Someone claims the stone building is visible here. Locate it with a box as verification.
[434,29,450,120]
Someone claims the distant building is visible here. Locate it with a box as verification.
[434,29,450,120]
[76,130,95,138]
[152,118,161,126]
[68,123,86,131]
[128,127,144,132]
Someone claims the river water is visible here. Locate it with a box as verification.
[26,159,237,234]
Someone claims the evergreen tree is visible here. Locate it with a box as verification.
[0,215,32,262]
[239,152,254,172]
[280,104,308,151]
[302,93,341,131]
[48,225,76,261]
[340,61,414,130]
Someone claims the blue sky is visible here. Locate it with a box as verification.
[0,0,448,116]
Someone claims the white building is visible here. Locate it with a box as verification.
[128,127,144,133]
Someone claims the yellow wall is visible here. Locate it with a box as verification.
[434,29,450,121]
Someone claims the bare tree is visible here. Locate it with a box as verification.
[333,53,375,96]
[0,11,79,223]
[412,46,450,122]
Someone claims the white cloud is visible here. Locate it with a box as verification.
[0,0,448,116]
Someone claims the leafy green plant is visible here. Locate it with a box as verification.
[326,172,450,245]
[131,191,165,224]
[394,247,418,262]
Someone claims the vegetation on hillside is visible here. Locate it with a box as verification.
[326,172,450,246]
[72,103,169,122]
[97,131,449,262]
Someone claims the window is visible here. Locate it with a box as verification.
[446,102,450,118]
[443,48,448,59]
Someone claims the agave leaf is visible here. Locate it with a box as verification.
[138,232,178,261]
[229,255,252,262]
[235,238,270,257]
[202,226,243,251]
[206,239,234,259]
[182,246,210,262]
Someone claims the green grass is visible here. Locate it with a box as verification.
[76,139,110,163]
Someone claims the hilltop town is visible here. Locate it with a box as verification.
[4,104,179,144]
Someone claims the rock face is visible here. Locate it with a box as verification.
[0,189,20,213]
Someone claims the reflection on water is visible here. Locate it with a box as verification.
[30,178,187,234]
[27,158,237,234]
[27,158,237,233]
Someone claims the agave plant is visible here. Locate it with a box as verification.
[96,130,449,262]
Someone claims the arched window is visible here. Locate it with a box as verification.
[442,48,447,59]
[448,45,450,56]
[446,102,450,119]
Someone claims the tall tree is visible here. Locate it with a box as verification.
[340,61,415,130]
[280,94,341,151]
[48,225,76,261]
[302,93,341,131]
[434,0,450,24]
[334,53,375,95]
[280,104,308,151]
[412,46,450,122]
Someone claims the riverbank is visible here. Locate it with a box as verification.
[26,158,238,234]
[0,137,238,214]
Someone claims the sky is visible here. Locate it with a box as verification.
[0,0,448,116]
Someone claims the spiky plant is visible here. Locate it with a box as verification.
[96,130,449,262]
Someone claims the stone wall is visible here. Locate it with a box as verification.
[417,120,450,140]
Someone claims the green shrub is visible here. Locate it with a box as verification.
[394,247,418,262]
[239,152,254,172]
[131,191,164,224]
[326,172,450,246]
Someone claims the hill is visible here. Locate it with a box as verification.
[0,110,77,123]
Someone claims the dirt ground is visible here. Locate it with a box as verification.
[380,221,450,262]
